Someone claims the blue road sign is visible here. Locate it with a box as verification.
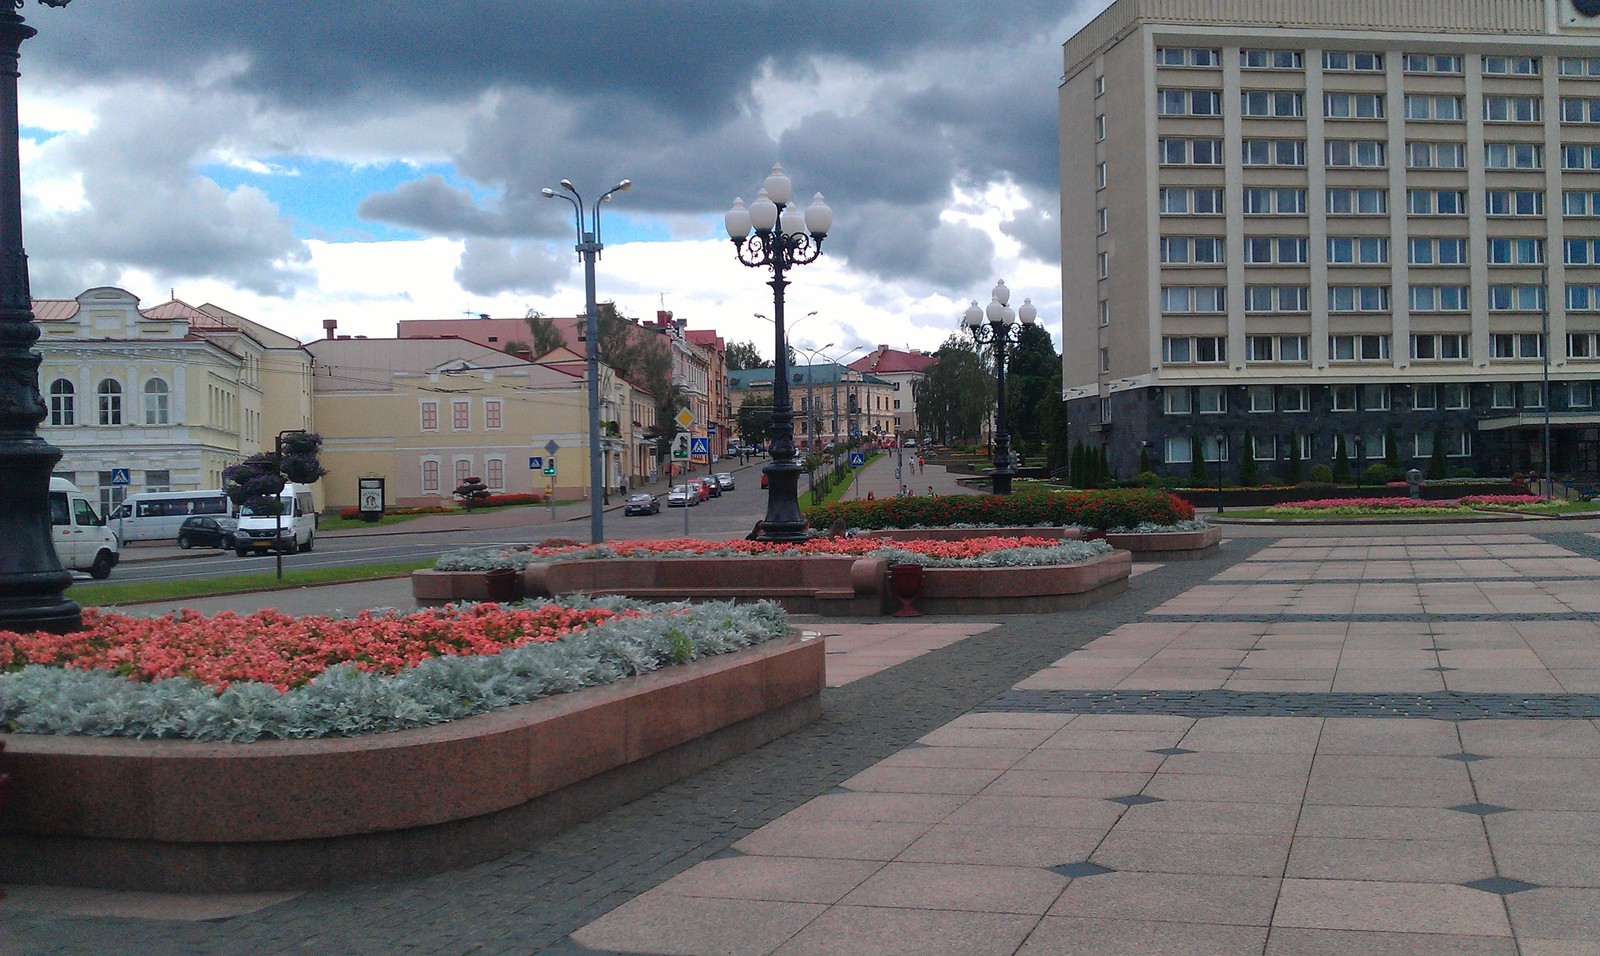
[707,424,717,435]
[848,451,866,467]
[690,437,710,456]
[110,468,131,485]
[528,457,543,470]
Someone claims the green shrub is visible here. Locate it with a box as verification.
[1452,465,1477,479]
[1309,464,1334,483]
[1136,470,1161,487]
[805,488,1197,532]
[1361,463,1392,485]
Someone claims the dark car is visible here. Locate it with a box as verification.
[177,515,238,550]
[624,492,660,516]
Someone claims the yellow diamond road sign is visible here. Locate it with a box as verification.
[675,409,694,428]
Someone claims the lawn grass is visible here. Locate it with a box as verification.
[73,559,435,607]
[1219,506,1472,520]
[803,453,883,511]
[315,500,560,533]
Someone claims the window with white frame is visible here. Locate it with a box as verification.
[1165,436,1193,463]
[1240,49,1302,70]
[1099,347,1110,372]
[96,379,122,426]
[1560,97,1600,124]
[1493,382,1517,407]
[1158,88,1222,116]
[1567,381,1594,408]
[1405,53,1463,74]
[1162,337,1191,364]
[421,459,440,494]
[142,379,169,426]
[1360,433,1386,459]
[1324,92,1384,118]
[1096,208,1108,233]
[1247,335,1308,363]
[421,400,438,431]
[1159,187,1225,215]
[1253,433,1278,460]
[1484,95,1542,123]
[1247,335,1275,362]
[1241,90,1304,117]
[1444,431,1472,457]
[1562,143,1600,170]
[1096,162,1107,188]
[1329,285,1391,312]
[1332,385,1358,411]
[453,459,472,488]
[1243,236,1309,264]
[1523,382,1547,408]
[1244,284,1310,312]
[1406,141,1466,168]
[1407,189,1466,215]
[1330,334,1392,361]
[1412,384,1437,410]
[1413,431,1435,458]
[1411,333,1470,360]
[452,399,470,430]
[1491,332,1545,359]
[1560,56,1600,76]
[1156,47,1221,67]
[1161,336,1227,364]
[1488,285,1546,311]
[1241,138,1306,166]
[1483,55,1540,76]
[1323,50,1383,72]
[1243,187,1307,215]
[1485,142,1544,169]
[1485,190,1544,217]
[1095,114,1106,140]
[1202,434,1229,462]
[1099,398,1112,423]
[1325,139,1387,168]
[1098,252,1109,277]
[1487,237,1545,265]
[1327,187,1388,215]
[1281,384,1310,411]
[1566,239,1600,265]
[1160,236,1225,264]
[1408,287,1470,317]
[1408,237,1468,266]
[1404,95,1464,121]
[1248,385,1275,412]
[1443,383,1470,409]
[1163,388,1192,414]
[1571,332,1597,357]
[48,379,73,426]
[485,458,505,491]
[1327,236,1390,265]
[1094,75,1105,96]
[1196,386,1226,414]
[1098,300,1109,326]
[484,399,502,430]
[1361,384,1390,410]
[1160,285,1227,313]
[1158,137,1224,165]
[1567,286,1600,311]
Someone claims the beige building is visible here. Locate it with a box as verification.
[851,345,935,440]
[36,287,311,515]
[1063,0,1600,481]
[305,336,604,508]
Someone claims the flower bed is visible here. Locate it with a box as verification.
[1262,495,1542,519]
[805,489,1195,532]
[0,598,787,742]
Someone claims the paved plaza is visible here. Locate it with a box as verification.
[6,524,1600,954]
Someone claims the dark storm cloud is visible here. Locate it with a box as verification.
[19,0,1108,294]
[453,238,571,298]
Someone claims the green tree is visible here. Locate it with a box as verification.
[1189,433,1207,485]
[913,336,990,445]
[1284,431,1303,484]
[1097,445,1112,486]
[1427,430,1449,480]
[1138,443,1154,475]
[725,340,768,371]
[1040,369,1069,477]
[1333,434,1353,483]
[736,394,774,446]
[1006,324,1059,463]
[521,310,567,357]
[1238,430,1259,486]
[1384,427,1401,473]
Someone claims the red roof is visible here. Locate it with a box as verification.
[852,347,935,374]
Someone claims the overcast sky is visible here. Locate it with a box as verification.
[16,0,1110,360]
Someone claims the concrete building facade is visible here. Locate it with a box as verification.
[1062,0,1600,482]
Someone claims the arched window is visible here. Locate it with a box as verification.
[96,379,122,426]
[143,378,170,425]
[48,379,74,426]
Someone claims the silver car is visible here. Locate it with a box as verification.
[666,485,697,507]
[714,472,736,491]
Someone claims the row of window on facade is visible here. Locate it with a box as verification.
[47,378,170,426]
[1155,49,1586,77]
[419,457,506,495]
[1159,381,1594,415]
[1157,235,1600,268]
[1156,88,1599,123]
[1156,284,1581,315]
[1157,332,1600,366]
[1159,140,1600,174]
[1152,187,1600,219]
[1162,431,1472,466]
[419,398,504,432]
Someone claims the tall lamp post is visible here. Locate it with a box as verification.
[0,0,76,635]
[793,343,833,453]
[726,165,832,542]
[961,280,1037,496]
[542,177,632,545]
[826,345,867,448]
[1215,432,1227,513]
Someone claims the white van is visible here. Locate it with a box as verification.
[234,484,317,556]
[49,478,119,579]
[110,489,234,543]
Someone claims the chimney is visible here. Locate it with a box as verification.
[323,319,337,339]
[656,309,673,327]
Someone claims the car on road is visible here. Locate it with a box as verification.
[623,492,660,516]
[666,485,697,507]
[687,479,712,501]
[699,476,721,498]
[714,472,735,491]
[177,515,238,550]
[760,471,769,489]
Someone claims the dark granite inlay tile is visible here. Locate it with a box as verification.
[1439,752,1491,763]
[1107,794,1164,807]
[1150,747,1196,756]
[1426,666,1458,673]
[1450,803,1512,816]
[1463,876,1540,896]
[1050,861,1116,879]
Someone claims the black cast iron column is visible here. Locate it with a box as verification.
[990,324,1014,496]
[0,6,77,635]
[760,257,808,541]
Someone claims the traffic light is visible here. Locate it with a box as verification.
[671,434,690,459]
[543,460,557,475]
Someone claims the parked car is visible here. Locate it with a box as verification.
[714,472,736,491]
[623,492,660,516]
[760,471,769,489]
[667,485,697,507]
[699,475,721,497]
[177,515,238,550]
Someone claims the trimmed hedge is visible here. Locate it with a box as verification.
[808,489,1196,532]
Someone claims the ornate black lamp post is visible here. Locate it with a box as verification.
[542,177,631,545]
[962,280,1037,496]
[0,0,76,635]
[725,165,832,542]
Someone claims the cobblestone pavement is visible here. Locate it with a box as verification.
[8,526,1600,954]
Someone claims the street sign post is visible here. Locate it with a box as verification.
[528,456,542,471]
[109,469,131,485]
[849,451,865,499]
[543,441,560,519]
[690,436,710,458]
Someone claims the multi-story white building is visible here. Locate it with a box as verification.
[1062,0,1600,482]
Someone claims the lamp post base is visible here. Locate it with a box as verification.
[0,439,80,635]
[758,459,809,542]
